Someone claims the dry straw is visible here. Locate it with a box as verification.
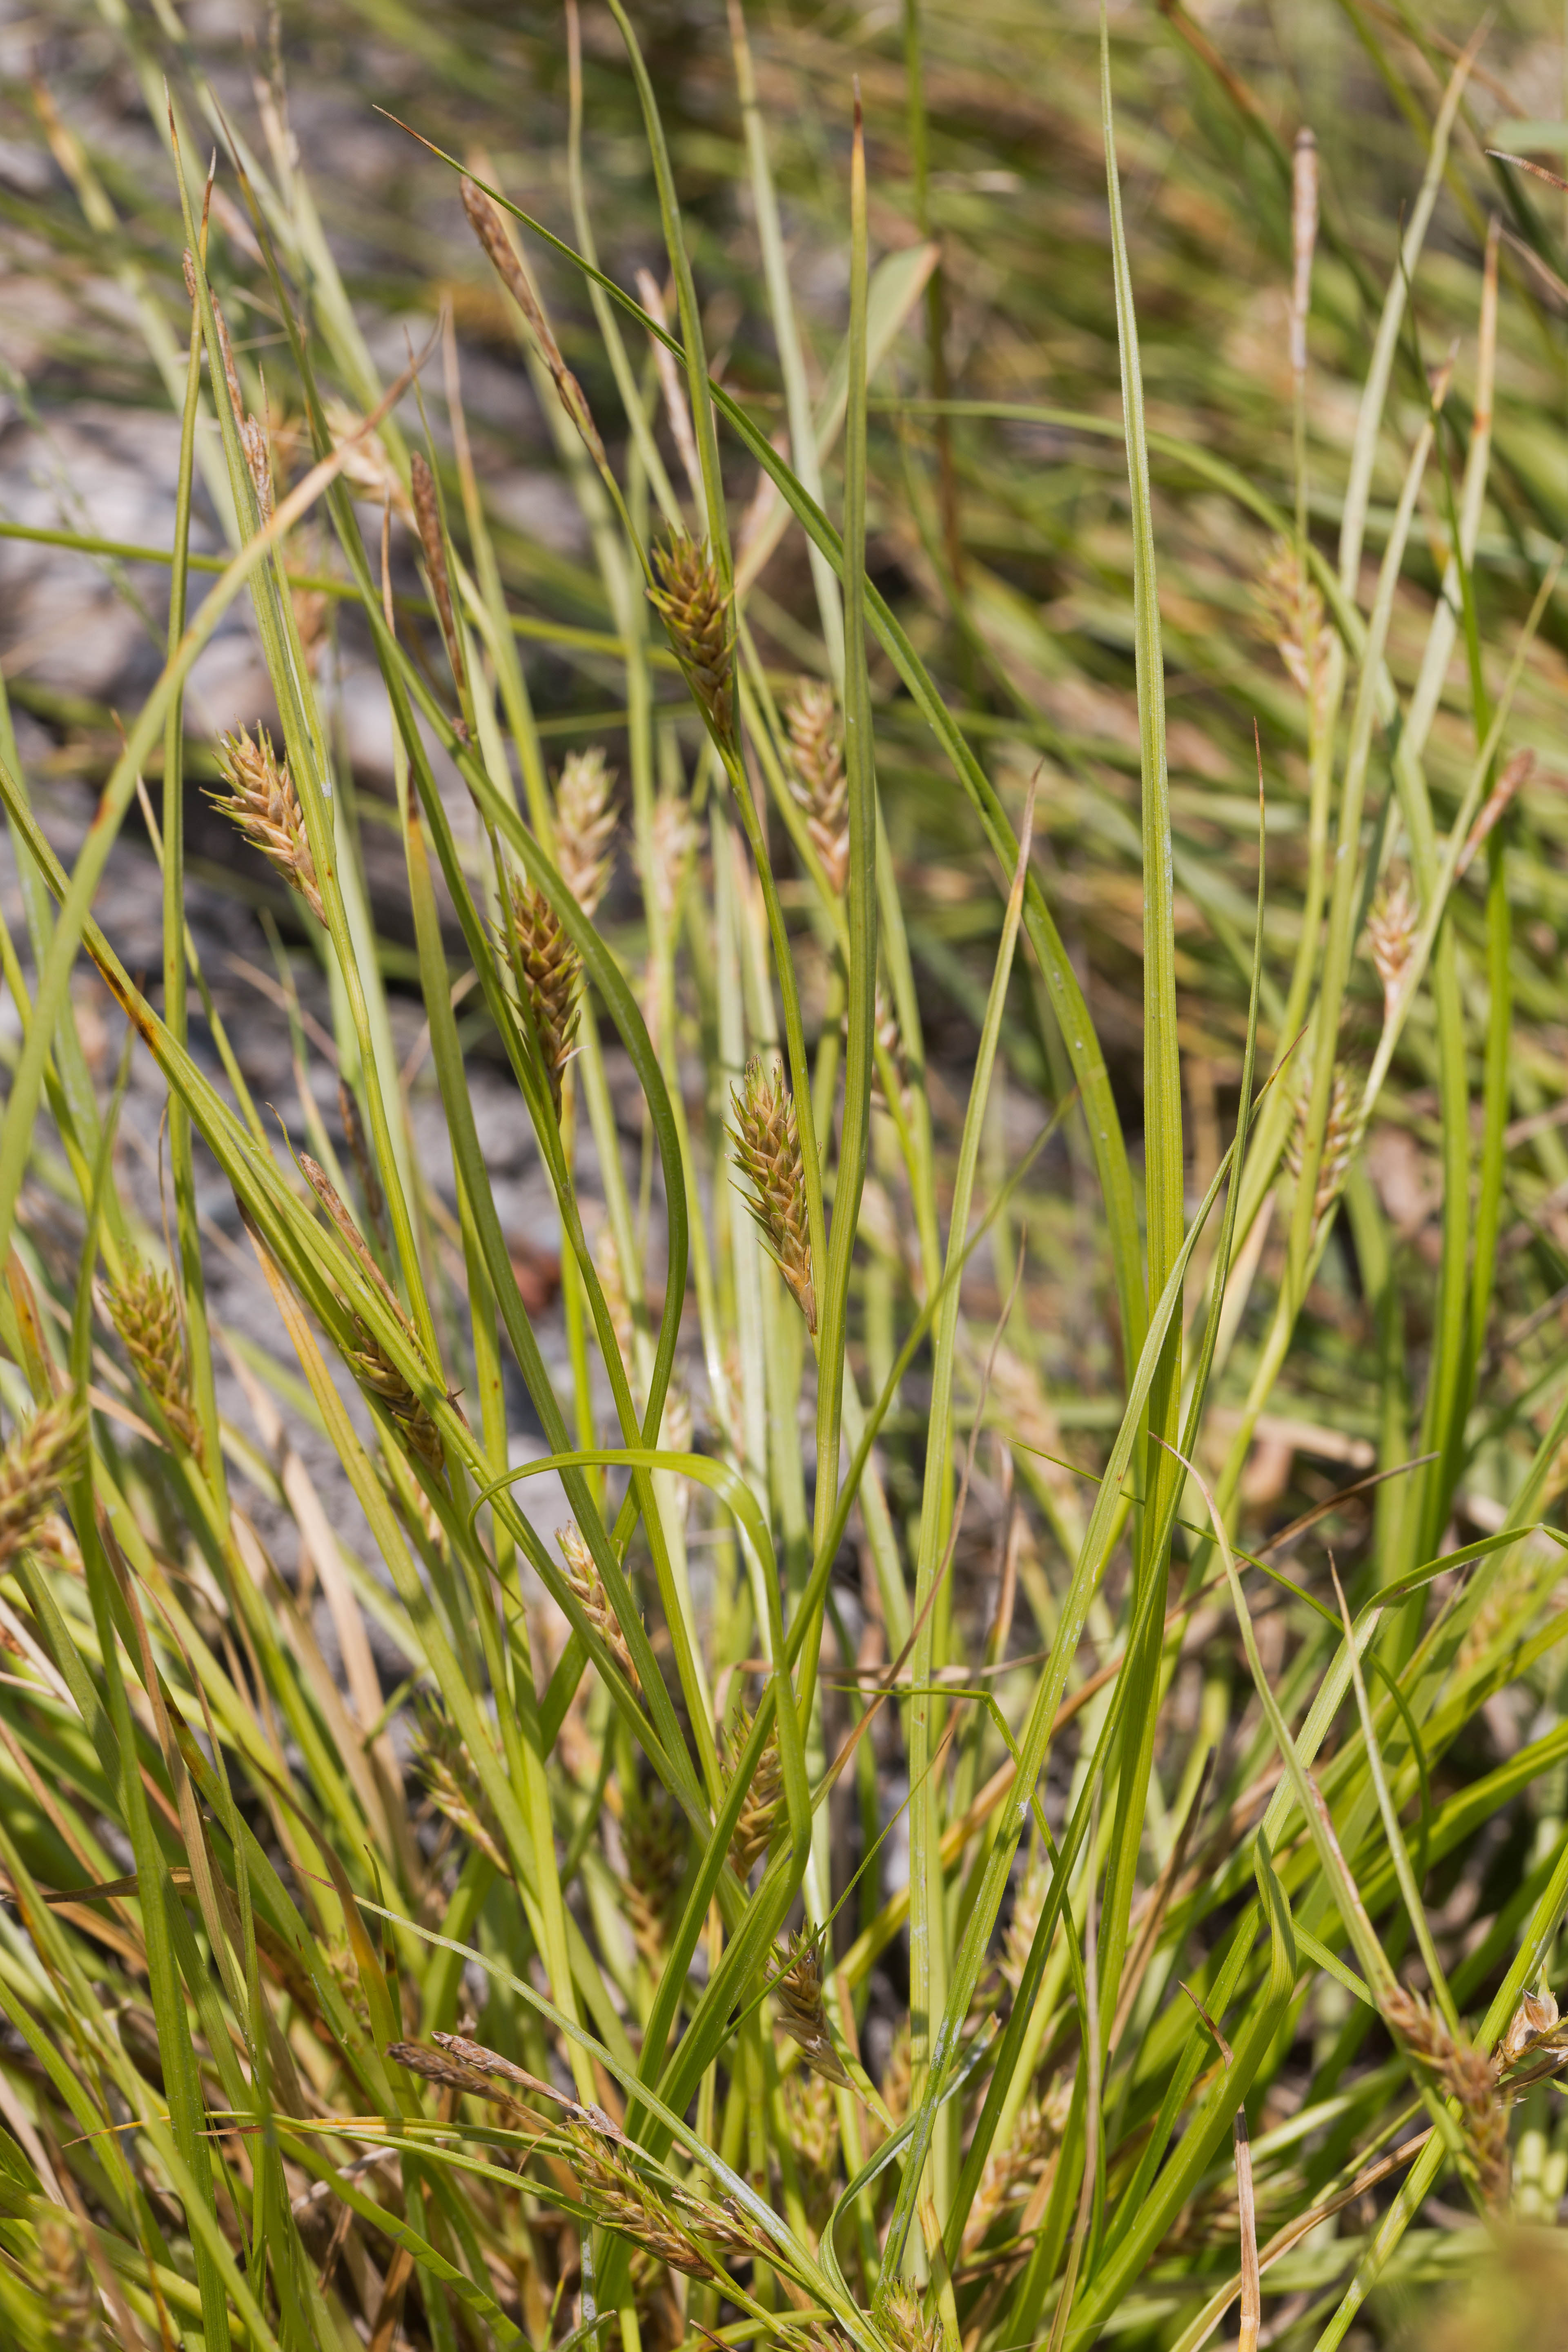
[729,1058,817,1333]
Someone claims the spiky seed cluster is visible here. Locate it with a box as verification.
[569,2134,768,2283]
[772,1928,850,2085]
[559,1524,641,1698]
[460,179,606,468]
[648,532,733,745]
[878,2285,941,2352]
[1367,872,1417,1018]
[505,878,581,1115]
[410,1699,508,1875]
[1257,539,1330,739]
[409,450,466,705]
[33,2207,107,2352]
[299,1155,447,1472]
[782,2068,840,2227]
[0,1403,85,1569]
[1285,1064,1357,1227]
[729,1058,817,1334]
[107,1257,202,1458]
[211,728,325,925]
[1383,1984,1510,2209]
[723,1706,782,1881]
[785,680,849,894]
[621,1775,686,1968]
[555,747,618,917]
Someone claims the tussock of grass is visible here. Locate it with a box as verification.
[1,5,1568,2350]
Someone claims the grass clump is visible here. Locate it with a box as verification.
[1,4,1568,2351]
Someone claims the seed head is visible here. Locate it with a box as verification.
[772,1927,850,2086]
[648,531,733,745]
[878,2286,941,2352]
[620,1773,686,1968]
[555,747,618,918]
[723,1704,782,1882]
[559,1523,641,1699]
[650,785,699,929]
[782,2067,840,2227]
[107,1256,203,1458]
[410,450,466,708]
[1285,1061,1358,1227]
[785,680,849,894]
[1383,1983,1510,2209]
[211,727,326,925]
[568,2129,721,2278]
[729,1058,816,1333]
[33,2206,107,2352]
[504,876,581,1115]
[299,1154,448,1473]
[1256,539,1330,739]
[1366,871,1417,1018]
[410,1698,509,1875]
[0,1402,86,1568]
[461,178,605,468]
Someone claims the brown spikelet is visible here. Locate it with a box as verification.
[567,2128,719,2278]
[1383,1983,1510,2209]
[107,1256,203,1457]
[785,680,849,894]
[0,1403,86,1568]
[648,531,733,746]
[390,2036,528,2118]
[729,1058,816,1333]
[205,283,274,518]
[1366,871,1417,1020]
[210,726,326,924]
[461,178,606,467]
[559,1524,641,1697]
[1458,746,1534,880]
[34,2206,107,2352]
[410,1698,510,1875]
[771,1928,850,2085]
[620,1774,686,1968]
[1256,538,1330,739]
[504,876,581,1114]
[723,1705,782,1881]
[298,1154,448,1472]
[555,747,618,917]
[409,449,467,713]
